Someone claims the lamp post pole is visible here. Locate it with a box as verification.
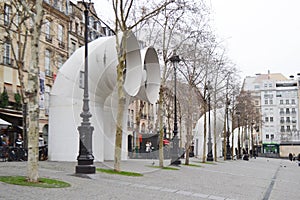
[170,54,181,165]
[76,0,95,174]
[226,99,231,160]
[237,112,241,159]
[206,82,213,161]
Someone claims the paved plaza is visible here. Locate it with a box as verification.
[0,157,299,200]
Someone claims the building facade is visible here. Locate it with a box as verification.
[242,72,300,157]
[0,0,112,146]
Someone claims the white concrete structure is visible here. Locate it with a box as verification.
[194,109,231,159]
[48,32,160,161]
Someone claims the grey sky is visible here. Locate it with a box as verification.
[210,0,300,79]
[79,0,300,79]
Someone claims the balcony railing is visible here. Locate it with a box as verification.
[58,41,65,49]
[45,34,52,43]
[2,56,14,66]
[280,120,285,123]
[45,69,52,77]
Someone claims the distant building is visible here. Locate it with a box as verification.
[242,71,300,157]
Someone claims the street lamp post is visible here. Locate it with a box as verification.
[226,99,231,160]
[236,111,241,159]
[206,82,213,161]
[169,54,181,165]
[75,0,95,174]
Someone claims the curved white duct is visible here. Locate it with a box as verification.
[48,32,161,161]
[102,47,161,160]
[194,108,230,158]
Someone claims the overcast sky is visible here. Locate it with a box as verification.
[81,0,300,80]
[210,0,300,79]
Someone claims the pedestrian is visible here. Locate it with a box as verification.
[15,133,23,148]
[292,153,296,161]
[145,141,150,153]
[288,153,293,161]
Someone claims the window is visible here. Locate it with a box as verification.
[57,55,63,69]
[292,108,296,114]
[58,24,65,48]
[75,23,79,34]
[280,117,284,123]
[265,117,269,122]
[286,117,290,123]
[266,134,269,139]
[280,100,283,104]
[4,4,11,26]
[269,99,273,104]
[265,100,268,105]
[58,24,63,42]
[280,126,285,132]
[269,83,272,87]
[57,0,62,11]
[71,41,76,55]
[3,41,11,65]
[45,49,51,76]
[286,108,290,114]
[291,99,295,104]
[45,19,52,42]
[271,134,274,139]
[255,100,259,105]
[286,99,289,104]
[45,85,51,115]
[280,108,284,114]
[287,126,291,132]
[270,117,273,122]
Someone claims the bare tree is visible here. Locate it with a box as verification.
[0,0,44,182]
[111,0,174,172]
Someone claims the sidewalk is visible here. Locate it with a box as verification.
[0,157,299,200]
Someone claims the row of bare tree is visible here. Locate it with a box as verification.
[1,0,260,183]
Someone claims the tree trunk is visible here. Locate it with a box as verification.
[158,86,164,168]
[114,32,127,172]
[27,0,43,182]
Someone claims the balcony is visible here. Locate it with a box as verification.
[286,120,291,123]
[45,69,52,77]
[279,111,284,115]
[292,120,297,123]
[58,41,65,49]
[280,129,285,132]
[280,120,285,123]
[45,34,52,43]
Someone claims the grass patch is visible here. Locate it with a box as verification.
[183,163,202,167]
[0,176,71,188]
[96,168,143,176]
[146,165,179,170]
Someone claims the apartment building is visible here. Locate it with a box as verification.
[242,72,300,157]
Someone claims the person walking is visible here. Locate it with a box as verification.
[288,153,293,161]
